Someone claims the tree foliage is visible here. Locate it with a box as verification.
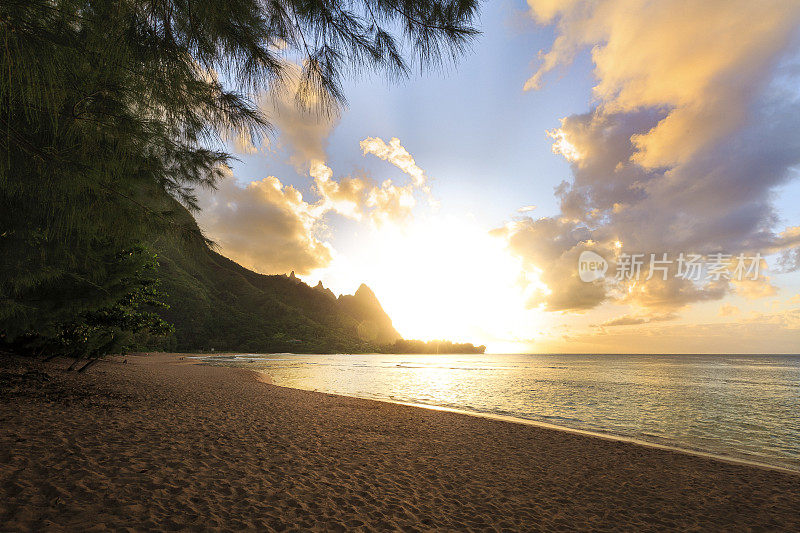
[45,246,172,360]
[0,0,479,358]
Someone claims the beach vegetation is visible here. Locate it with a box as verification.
[0,0,480,362]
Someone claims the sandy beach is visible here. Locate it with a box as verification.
[2,353,799,532]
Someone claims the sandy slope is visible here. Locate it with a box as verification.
[1,353,799,532]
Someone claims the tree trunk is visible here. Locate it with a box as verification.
[77,358,99,373]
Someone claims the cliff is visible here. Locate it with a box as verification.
[149,201,401,353]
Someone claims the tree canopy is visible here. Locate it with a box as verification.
[0,0,480,358]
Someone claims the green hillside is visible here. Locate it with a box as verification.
[151,213,401,354]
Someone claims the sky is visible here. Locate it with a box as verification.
[196,0,800,354]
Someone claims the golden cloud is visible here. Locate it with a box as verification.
[360,137,427,187]
[311,137,430,225]
[500,3,800,316]
[196,171,332,275]
[198,136,434,275]
[526,0,800,167]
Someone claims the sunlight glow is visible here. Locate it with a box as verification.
[548,127,582,162]
[310,215,549,351]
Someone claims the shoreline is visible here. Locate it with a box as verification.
[338,396,800,476]
[196,353,800,475]
[3,352,800,531]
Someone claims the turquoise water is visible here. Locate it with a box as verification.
[197,353,800,471]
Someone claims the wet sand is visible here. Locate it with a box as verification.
[1,353,799,531]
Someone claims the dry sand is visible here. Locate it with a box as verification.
[1,353,799,532]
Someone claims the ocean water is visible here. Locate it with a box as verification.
[196,353,800,471]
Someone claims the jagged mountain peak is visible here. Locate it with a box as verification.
[314,280,336,300]
[353,283,377,301]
